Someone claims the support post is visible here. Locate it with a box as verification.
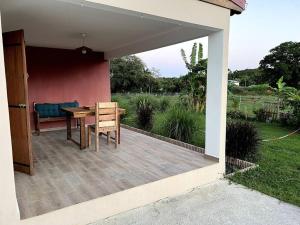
[205,28,229,174]
[0,11,21,225]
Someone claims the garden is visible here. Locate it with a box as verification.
[110,41,300,206]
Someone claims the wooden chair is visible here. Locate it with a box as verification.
[88,102,119,151]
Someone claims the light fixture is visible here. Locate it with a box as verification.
[76,33,92,54]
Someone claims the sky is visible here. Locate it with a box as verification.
[136,0,300,77]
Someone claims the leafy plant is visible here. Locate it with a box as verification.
[176,94,193,109]
[285,90,300,127]
[226,121,260,162]
[158,98,170,112]
[136,96,155,130]
[227,110,246,120]
[163,107,196,142]
[254,108,271,122]
[134,94,158,110]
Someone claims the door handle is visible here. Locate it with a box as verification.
[9,104,27,109]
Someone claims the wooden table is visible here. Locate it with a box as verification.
[61,107,125,150]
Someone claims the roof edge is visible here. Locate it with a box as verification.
[200,0,246,15]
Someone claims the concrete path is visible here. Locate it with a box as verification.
[90,180,300,225]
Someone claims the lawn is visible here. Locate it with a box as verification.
[230,122,300,206]
[113,93,300,206]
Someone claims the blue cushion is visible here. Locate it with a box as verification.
[35,103,60,118]
[59,102,79,117]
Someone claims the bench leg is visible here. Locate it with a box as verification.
[35,116,40,136]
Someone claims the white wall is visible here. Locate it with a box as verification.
[205,24,230,173]
[0,11,21,225]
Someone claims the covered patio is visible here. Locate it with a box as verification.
[16,128,216,219]
[0,1,245,225]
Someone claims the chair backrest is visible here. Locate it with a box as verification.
[95,102,118,130]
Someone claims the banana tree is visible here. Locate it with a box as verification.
[275,76,286,119]
[181,43,207,112]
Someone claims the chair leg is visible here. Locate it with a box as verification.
[107,131,110,145]
[88,126,91,147]
[95,132,99,152]
[115,130,118,148]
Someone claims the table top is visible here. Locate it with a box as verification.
[61,107,125,118]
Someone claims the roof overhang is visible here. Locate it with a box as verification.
[200,0,246,15]
[0,0,230,59]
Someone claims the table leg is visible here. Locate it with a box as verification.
[80,117,86,150]
[66,114,72,140]
[118,114,121,144]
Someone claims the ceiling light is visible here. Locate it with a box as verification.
[76,33,92,54]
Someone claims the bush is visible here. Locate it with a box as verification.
[163,107,196,142]
[176,94,193,110]
[158,98,170,112]
[254,108,271,122]
[134,94,159,110]
[280,102,300,127]
[136,96,154,130]
[227,110,246,120]
[226,121,260,162]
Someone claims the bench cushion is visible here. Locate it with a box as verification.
[35,103,60,118]
[59,102,79,117]
[35,101,79,118]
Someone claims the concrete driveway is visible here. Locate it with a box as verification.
[90,179,300,225]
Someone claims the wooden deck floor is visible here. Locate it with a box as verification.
[15,128,216,219]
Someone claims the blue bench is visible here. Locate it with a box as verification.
[33,101,79,135]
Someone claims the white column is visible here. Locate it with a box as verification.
[0,12,21,225]
[205,27,229,173]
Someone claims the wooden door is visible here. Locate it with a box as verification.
[3,30,33,175]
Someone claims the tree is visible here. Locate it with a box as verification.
[259,42,300,88]
[110,56,159,93]
[181,43,207,112]
[228,68,262,86]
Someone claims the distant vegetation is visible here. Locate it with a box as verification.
[111,41,300,94]
[110,41,300,206]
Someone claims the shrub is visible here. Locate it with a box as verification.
[163,107,196,142]
[286,91,300,127]
[158,98,170,112]
[280,103,300,127]
[134,94,158,111]
[254,108,271,122]
[227,110,246,120]
[136,96,154,130]
[176,94,193,110]
[226,121,260,162]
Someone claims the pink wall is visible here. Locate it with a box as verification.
[26,46,111,130]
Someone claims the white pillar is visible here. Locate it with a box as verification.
[205,27,229,173]
[0,12,21,225]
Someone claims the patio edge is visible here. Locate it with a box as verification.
[20,163,221,225]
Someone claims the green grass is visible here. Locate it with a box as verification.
[228,95,277,117]
[230,122,300,206]
[113,93,300,206]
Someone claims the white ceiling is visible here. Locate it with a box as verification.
[0,0,215,58]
